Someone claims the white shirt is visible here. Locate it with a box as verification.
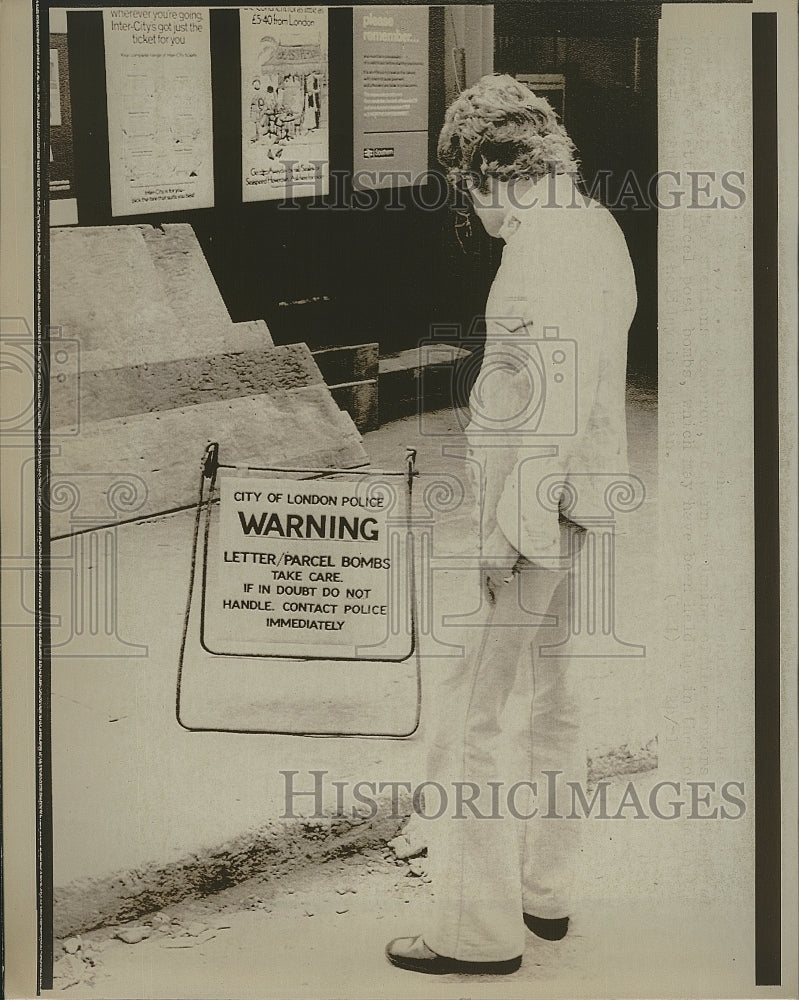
[465,180,638,564]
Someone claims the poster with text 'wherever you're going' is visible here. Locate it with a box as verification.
[103,8,214,216]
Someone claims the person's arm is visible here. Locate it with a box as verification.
[472,251,541,597]
[488,233,605,568]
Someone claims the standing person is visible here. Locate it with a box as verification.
[386,75,637,975]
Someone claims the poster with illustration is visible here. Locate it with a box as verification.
[240,7,328,202]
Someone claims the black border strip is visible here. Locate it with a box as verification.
[752,9,781,988]
[36,2,54,992]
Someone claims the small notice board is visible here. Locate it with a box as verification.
[178,445,420,736]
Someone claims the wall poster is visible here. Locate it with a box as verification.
[240,7,329,202]
[353,5,429,190]
[50,48,62,126]
[49,33,74,199]
[49,10,77,224]
[103,7,214,217]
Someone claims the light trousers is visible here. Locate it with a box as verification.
[422,529,585,961]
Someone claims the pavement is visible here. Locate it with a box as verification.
[50,386,662,939]
[49,770,754,999]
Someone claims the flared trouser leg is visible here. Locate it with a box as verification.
[422,557,578,962]
[521,624,584,919]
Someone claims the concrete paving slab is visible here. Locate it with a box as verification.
[138,224,238,341]
[51,343,324,428]
[51,225,266,373]
[49,388,367,535]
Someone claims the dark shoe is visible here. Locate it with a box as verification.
[385,935,522,975]
[523,913,569,941]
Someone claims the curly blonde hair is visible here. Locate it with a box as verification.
[438,74,578,192]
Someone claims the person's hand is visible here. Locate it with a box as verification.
[484,565,516,604]
[481,530,520,604]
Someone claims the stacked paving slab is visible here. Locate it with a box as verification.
[49,224,368,537]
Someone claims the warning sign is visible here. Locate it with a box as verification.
[201,475,412,660]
